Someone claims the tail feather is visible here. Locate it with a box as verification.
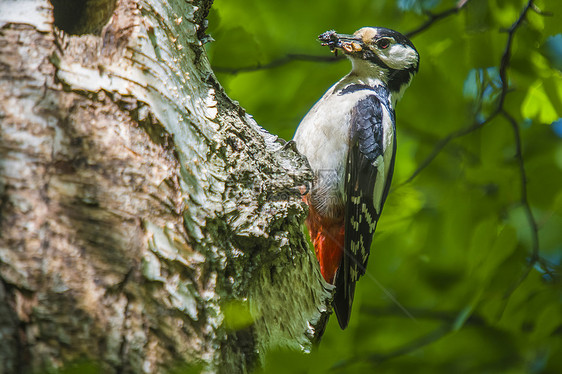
[333,258,354,329]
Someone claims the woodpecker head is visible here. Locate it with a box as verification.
[319,27,419,101]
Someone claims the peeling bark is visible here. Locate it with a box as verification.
[0,0,332,373]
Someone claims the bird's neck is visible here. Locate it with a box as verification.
[342,74,395,108]
[347,59,412,107]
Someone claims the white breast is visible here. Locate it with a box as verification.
[294,78,391,219]
[294,74,397,220]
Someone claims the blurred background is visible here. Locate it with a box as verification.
[205,0,562,372]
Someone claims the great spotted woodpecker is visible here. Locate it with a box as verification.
[293,27,419,329]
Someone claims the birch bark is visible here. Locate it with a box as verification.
[0,0,332,372]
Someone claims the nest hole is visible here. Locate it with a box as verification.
[50,0,116,35]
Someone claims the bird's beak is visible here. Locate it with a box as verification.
[318,30,363,54]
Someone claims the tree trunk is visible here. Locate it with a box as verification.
[0,0,332,373]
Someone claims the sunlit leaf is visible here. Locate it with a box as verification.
[522,80,559,123]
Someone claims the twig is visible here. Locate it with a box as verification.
[497,0,534,109]
[403,0,542,319]
[369,325,450,364]
[213,1,472,75]
[331,325,450,370]
[213,54,342,74]
[495,0,541,301]
[333,304,482,369]
[405,0,473,38]
[398,114,495,185]
[495,109,540,312]
[402,0,534,183]
[362,306,487,326]
[502,110,539,262]
[531,2,553,17]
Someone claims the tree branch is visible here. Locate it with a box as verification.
[402,0,534,183]
[497,0,534,109]
[502,110,539,262]
[213,53,343,74]
[212,1,472,75]
[362,306,487,327]
[490,1,542,296]
[402,0,544,319]
[333,305,484,369]
[405,0,473,38]
[398,115,495,186]
[368,326,450,364]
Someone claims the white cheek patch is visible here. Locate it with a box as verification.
[379,44,418,70]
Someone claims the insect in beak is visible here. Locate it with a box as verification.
[319,30,363,55]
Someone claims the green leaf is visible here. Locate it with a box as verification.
[522,80,559,123]
[532,304,562,341]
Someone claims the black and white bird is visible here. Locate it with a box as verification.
[293,27,419,329]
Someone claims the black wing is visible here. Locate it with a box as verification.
[333,94,396,329]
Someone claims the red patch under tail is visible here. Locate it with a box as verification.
[304,200,345,284]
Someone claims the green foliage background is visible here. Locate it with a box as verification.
[206,0,562,372]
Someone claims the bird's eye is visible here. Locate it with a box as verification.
[376,39,390,49]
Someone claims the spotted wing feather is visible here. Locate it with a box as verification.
[333,93,396,329]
